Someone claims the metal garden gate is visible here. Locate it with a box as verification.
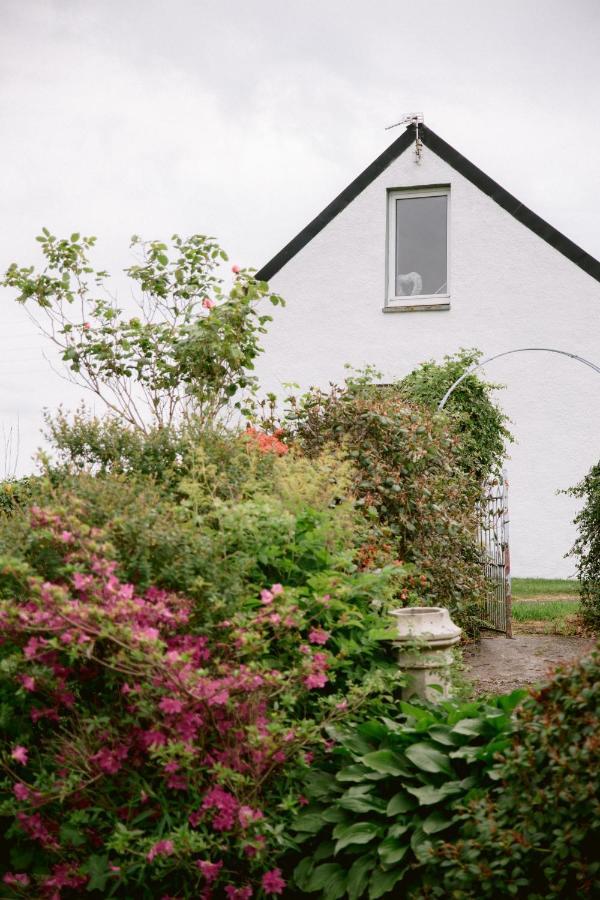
[478,472,512,636]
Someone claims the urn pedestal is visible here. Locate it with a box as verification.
[389,607,462,702]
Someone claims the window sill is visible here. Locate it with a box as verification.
[383,301,450,313]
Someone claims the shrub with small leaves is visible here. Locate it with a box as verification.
[434,645,600,899]
[283,372,485,634]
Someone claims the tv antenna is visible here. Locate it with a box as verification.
[385,112,424,162]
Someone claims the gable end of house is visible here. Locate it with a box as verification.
[256,124,600,285]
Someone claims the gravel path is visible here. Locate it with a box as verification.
[464,633,596,695]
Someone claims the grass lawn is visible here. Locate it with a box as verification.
[511,578,580,599]
[512,599,580,623]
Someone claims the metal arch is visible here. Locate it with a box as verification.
[437,347,600,410]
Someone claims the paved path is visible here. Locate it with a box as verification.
[464,633,596,695]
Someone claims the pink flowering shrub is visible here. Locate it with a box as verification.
[0,502,402,897]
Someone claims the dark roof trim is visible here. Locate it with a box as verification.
[256,123,600,284]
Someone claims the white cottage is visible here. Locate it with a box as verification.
[254,121,600,577]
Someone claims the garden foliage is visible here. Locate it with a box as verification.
[567,462,600,629]
[0,475,404,898]
[398,349,512,479]
[284,371,485,633]
[435,645,600,898]
[1,231,284,430]
[291,691,523,899]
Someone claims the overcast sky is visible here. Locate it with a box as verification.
[1,0,599,474]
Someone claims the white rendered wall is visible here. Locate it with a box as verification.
[255,144,600,577]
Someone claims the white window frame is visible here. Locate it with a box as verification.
[385,186,450,310]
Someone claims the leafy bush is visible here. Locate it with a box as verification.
[290,691,524,899]
[1,231,284,430]
[0,498,404,897]
[398,349,512,479]
[567,463,600,630]
[284,373,484,633]
[434,645,600,899]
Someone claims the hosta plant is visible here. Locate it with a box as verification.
[291,691,524,899]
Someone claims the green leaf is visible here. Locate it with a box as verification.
[451,717,485,736]
[427,724,457,746]
[422,810,453,834]
[306,863,346,892]
[377,837,409,866]
[293,812,326,834]
[324,869,347,900]
[361,749,410,776]
[406,782,462,805]
[293,858,314,891]
[339,786,387,814]
[336,764,372,783]
[386,791,417,816]
[347,854,376,900]
[333,821,381,854]
[80,854,110,892]
[368,865,407,899]
[404,742,454,775]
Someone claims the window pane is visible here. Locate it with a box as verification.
[395,195,447,296]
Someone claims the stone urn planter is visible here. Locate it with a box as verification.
[389,607,462,702]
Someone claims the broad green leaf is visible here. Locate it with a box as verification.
[293,857,314,891]
[399,701,435,723]
[386,791,417,816]
[451,717,486,736]
[293,812,326,833]
[387,822,410,839]
[404,742,454,775]
[339,786,387,814]
[427,724,459,746]
[323,869,348,900]
[336,764,372,783]
[361,749,410,776]
[422,810,453,834]
[406,782,462,805]
[333,821,381,854]
[369,865,407,899]
[410,825,433,863]
[347,853,376,900]
[306,863,346,892]
[378,837,409,866]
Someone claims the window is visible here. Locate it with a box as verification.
[386,188,449,308]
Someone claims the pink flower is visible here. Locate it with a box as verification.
[303,752,314,765]
[336,699,348,710]
[270,583,284,595]
[59,530,74,544]
[268,613,281,625]
[238,806,264,827]
[262,869,286,895]
[308,628,330,645]
[298,795,309,806]
[147,839,174,862]
[225,887,253,900]
[20,675,36,692]
[82,322,91,330]
[260,589,274,605]
[13,782,30,802]
[159,697,184,714]
[304,672,328,689]
[298,644,311,655]
[11,746,28,765]
[3,873,30,887]
[231,264,241,274]
[196,859,223,882]
[202,297,216,309]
